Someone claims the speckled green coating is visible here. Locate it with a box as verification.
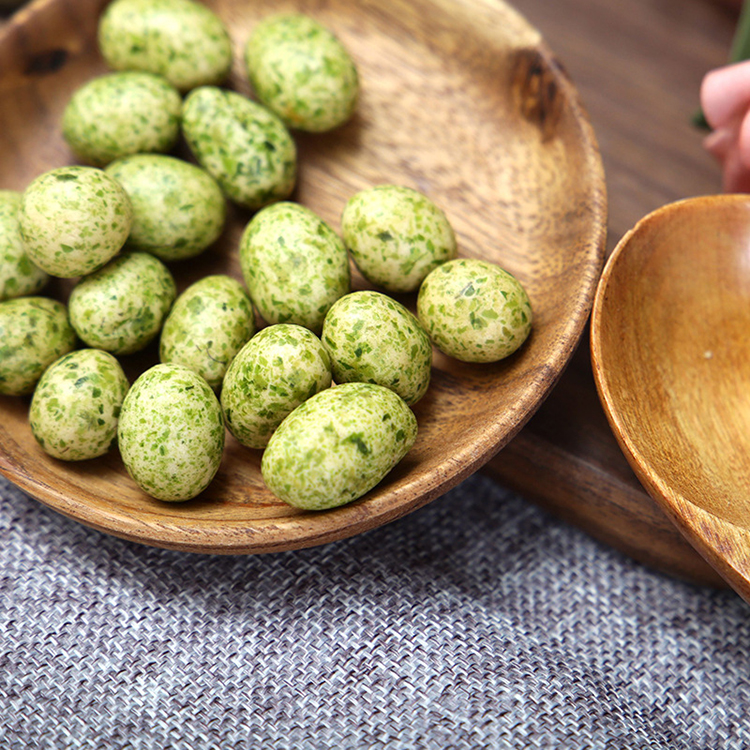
[118,363,225,501]
[106,154,226,261]
[62,72,182,167]
[160,275,256,389]
[322,291,432,405]
[221,323,332,449]
[341,184,458,293]
[245,13,359,133]
[181,87,297,210]
[98,0,232,92]
[0,190,48,301]
[239,202,349,333]
[261,382,417,510]
[0,297,77,396]
[68,252,176,355]
[417,258,533,363]
[29,348,130,461]
[20,166,133,279]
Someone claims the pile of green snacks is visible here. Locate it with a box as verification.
[0,0,532,511]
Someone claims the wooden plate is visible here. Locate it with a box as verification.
[0,0,606,553]
[591,196,750,603]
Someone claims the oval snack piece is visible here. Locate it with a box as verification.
[0,297,77,396]
[98,0,232,92]
[29,349,130,461]
[62,72,182,167]
[160,275,256,389]
[20,166,133,279]
[68,252,177,355]
[106,154,226,262]
[182,87,297,210]
[261,382,417,511]
[0,190,48,301]
[245,13,359,132]
[239,202,350,333]
[322,291,432,406]
[221,323,332,449]
[118,363,225,502]
[417,258,532,363]
[341,184,457,293]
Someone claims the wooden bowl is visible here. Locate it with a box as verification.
[0,0,606,553]
[591,195,750,602]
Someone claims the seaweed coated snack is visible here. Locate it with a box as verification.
[117,364,226,502]
[321,291,432,406]
[62,72,182,167]
[68,252,177,356]
[261,382,418,511]
[97,0,233,92]
[29,349,130,461]
[105,154,226,262]
[181,86,298,211]
[0,297,77,396]
[341,185,458,293]
[417,258,533,363]
[160,275,257,390]
[245,13,359,133]
[220,324,333,449]
[238,202,350,334]
[0,191,48,301]
[19,167,133,279]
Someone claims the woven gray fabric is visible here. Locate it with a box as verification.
[1,472,748,749]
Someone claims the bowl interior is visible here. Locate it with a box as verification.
[0,0,606,553]
[591,195,750,600]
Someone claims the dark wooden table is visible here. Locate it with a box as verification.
[486,0,737,585]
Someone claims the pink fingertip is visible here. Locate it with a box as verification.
[701,60,750,129]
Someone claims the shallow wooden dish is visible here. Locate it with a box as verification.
[591,195,750,602]
[0,0,606,553]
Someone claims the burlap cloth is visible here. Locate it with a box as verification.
[1,472,747,748]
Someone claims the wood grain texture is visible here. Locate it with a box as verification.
[484,340,729,587]
[487,0,738,587]
[591,195,750,603]
[0,0,606,552]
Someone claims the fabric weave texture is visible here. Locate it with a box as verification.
[1,473,748,749]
